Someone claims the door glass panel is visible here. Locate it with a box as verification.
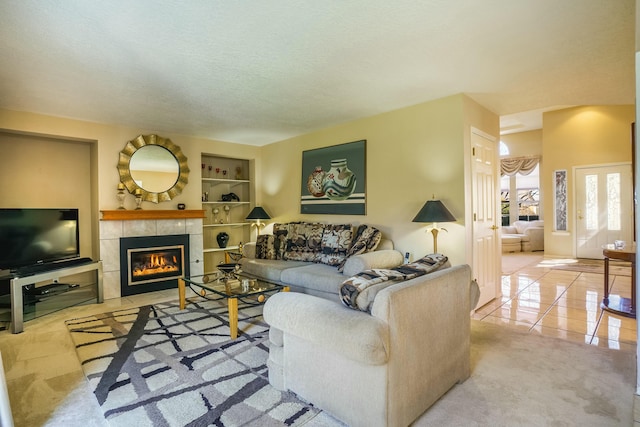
[607,173,621,231]
[585,175,598,230]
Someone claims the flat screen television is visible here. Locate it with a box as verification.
[0,208,80,272]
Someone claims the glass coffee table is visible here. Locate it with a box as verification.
[178,272,289,339]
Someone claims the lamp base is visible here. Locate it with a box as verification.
[431,228,439,253]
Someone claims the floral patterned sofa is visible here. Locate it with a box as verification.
[239,222,404,301]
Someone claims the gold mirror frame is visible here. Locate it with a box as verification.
[118,134,190,203]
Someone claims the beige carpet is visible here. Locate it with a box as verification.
[413,320,635,426]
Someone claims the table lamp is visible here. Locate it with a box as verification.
[246,206,271,235]
[412,198,456,253]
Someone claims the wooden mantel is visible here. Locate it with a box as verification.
[100,209,205,221]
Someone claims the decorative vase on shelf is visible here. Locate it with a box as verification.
[307,166,325,197]
[322,159,356,200]
[134,189,143,210]
[116,189,126,210]
[216,232,230,248]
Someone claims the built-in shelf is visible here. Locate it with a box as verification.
[203,222,250,228]
[203,201,250,205]
[100,210,205,221]
[201,155,251,272]
[204,245,241,253]
[202,178,250,185]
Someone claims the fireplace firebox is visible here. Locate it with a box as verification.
[120,234,190,296]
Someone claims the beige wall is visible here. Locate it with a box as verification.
[0,109,262,260]
[542,105,635,257]
[0,93,498,267]
[259,94,498,265]
[501,130,542,157]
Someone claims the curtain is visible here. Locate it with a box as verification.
[501,157,540,176]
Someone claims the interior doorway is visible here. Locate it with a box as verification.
[575,163,633,259]
[470,128,500,309]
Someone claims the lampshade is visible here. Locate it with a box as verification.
[412,199,456,254]
[412,200,456,223]
[246,206,271,221]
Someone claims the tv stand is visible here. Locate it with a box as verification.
[8,261,103,333]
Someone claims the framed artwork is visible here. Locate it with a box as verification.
[301,140,366,215]
[554,170,567,231]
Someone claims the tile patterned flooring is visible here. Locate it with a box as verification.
[474,253,637,352]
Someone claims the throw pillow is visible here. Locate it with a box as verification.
[255,234,276,260]
[283,222,325,262]
[315,224,353,266]
[337,224,382,271]
[272,223,291,260]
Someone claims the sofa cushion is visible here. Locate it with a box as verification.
[315,223,353,266]
[284,222,325,262]
[240,258,309,283]
[340,253,449,312]
[337,225,382,271]
[264,292,390,366]
[255,234,277,260]
[280,263,348,296]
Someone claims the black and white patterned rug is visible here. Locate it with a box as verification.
[65,298,320,426]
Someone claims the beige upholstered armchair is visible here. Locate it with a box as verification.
[263,264,479,427]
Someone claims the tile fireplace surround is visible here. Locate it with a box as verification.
[99,210,204,299]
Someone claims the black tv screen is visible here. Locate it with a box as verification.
[0,208,80,271]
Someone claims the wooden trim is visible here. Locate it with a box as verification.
[100,210,205,221]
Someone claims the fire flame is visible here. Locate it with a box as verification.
[132,252,179,277]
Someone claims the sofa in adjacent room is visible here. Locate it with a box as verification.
[501,219,544,252]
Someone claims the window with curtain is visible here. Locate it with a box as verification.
[501,157,541,224]
[501,157,540,177]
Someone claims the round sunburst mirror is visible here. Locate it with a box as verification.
[118,134,190,203]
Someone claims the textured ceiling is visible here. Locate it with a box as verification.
[0,0,635,145]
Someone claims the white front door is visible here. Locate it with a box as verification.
[470,128,500,309]
[575,163,633,259]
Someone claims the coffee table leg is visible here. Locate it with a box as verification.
[178,278,186,310]
[228,297,239,339]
